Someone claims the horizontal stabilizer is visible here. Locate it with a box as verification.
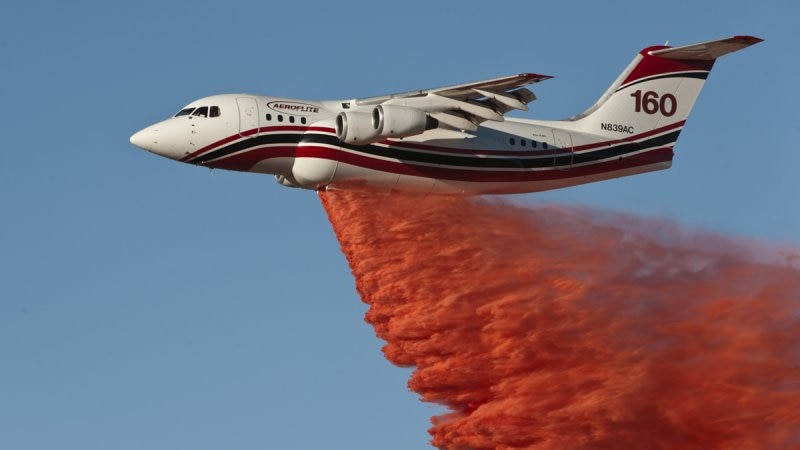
[650,35,763,60]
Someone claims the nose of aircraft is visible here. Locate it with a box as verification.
[130,118,191,161]
[129,122,183,161]
[129,126,157,152]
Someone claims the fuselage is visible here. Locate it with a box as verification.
[129,93,675,195]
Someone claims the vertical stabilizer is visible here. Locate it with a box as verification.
[567,36,762,140]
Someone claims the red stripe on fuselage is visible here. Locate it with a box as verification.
[377,120,683,156]
[180,133,242,162]
[180,126,332,162]
[203,146,297,172]
[187,119,683,169]
[573,120,684,152]
[291,145,673,183]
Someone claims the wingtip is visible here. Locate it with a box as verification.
[520,73,554,82]
[732,35,764,44]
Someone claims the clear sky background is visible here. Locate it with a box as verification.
[1,1,797,449]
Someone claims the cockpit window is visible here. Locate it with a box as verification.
[175,107,195,117]
[176,105,220,118]
[192,106,209,117]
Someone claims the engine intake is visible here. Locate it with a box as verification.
[335,111,380,145]
[373,105,434,139]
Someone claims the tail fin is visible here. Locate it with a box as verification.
[568,36,762,139]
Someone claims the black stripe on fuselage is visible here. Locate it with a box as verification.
[193,129,681,170]
[315,131,680,169]
[191,133,305,165]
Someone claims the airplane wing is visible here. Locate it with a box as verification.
[352,73,552,131]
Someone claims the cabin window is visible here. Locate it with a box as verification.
[192,106,208,117]
[509,138,515,146]
[531,140,537,148]
[175,107,194,117]
[209,106,221,117]
[521,139,526,147]
[301,117,307,124]
[289,116,295,123]
[266,113,272,121]
[543,142,548,149]
[278,115,284,122]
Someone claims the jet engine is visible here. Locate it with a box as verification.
[373,105,434,139]
[335,105,437,145]
[335,111,380,145]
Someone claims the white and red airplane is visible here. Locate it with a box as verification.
[130,36,761,195]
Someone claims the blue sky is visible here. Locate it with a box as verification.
[0,1,796,449]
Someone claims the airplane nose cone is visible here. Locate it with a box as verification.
[129,127,156,151]
[129,120,184,160]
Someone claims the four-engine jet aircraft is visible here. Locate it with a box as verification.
[130,36,761,194]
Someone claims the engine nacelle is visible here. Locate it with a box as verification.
[336,106,436,145]
[373,105,431,139]
[335,111,381,145]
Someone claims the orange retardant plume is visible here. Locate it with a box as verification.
[319,189,800,450]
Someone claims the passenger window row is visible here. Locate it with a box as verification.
[508,137,547,149]
[265,113,307,125]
